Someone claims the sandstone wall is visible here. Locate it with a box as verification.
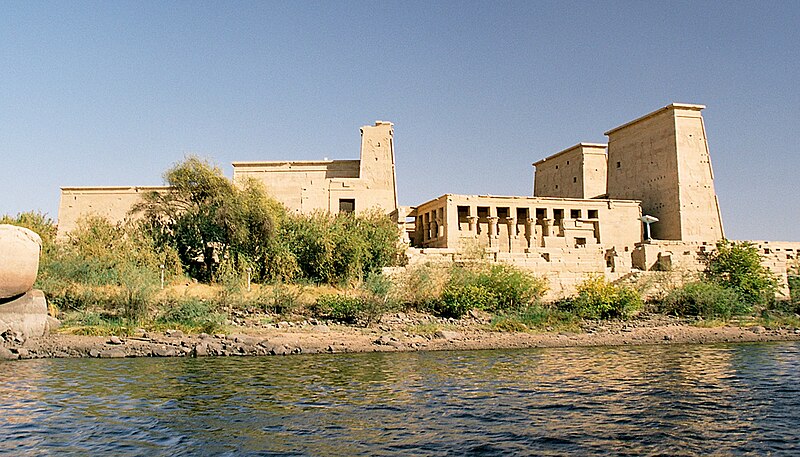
[58,186,168,238]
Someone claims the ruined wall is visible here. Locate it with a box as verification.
[605,103,724,242]
[633,240,800,299]
[57,186,168,237]
[232,121,397,215]
[406,246,629,300]
[533,143,607,199]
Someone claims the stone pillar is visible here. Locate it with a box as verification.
[487,216,499,248]
[525,218,535,250]
[467,216,478,235]
[542,218,553,238]
[505,217,515,253]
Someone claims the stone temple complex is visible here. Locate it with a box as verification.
[56,103,799,298]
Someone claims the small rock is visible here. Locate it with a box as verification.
[108,336,123,345]
[0,346,18,360]
[99,350,126,358]
[326,345,335,353]
[213,333,226,339]
[165,330,184,338]
[13,348,30,359]
[198,333,210,339]
[193,343,209,357]
[374,335,394,346]
[663,334,674,341]
[312,324,330,333]
[152,346,178,357]
[231,334,263,346]
[89,348,100,358]
[751,326,766,334]
[434,330,462,341]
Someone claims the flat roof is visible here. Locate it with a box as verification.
[232,159,359,167]
[532,143,607,167]
[604,103,705,136]
[60,186,169,192]
[414,193,640,207]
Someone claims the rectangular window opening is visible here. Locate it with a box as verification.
[553,209,564,224]
[570,209,581,219]
[497,207,510,219]
[588,209,598,219]
[339,198,355,213]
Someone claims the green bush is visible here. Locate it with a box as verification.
[492,305,578,332]
[438,283,497,318]
[660,281,749,319]
[560,275,642,320]
[313,294,364,324]
[706,240,777,305]
[789,275,799,306]
[278,210,402,285]
[157,298,226,333]
[434,263,548,318]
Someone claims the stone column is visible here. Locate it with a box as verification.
[467,216,478,235]
[525,218,535,250]
[542,218,553,238]
[505,217,515,253]
[487,216,499,248]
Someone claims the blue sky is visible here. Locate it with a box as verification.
[2,1,798,240]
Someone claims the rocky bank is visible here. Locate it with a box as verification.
[2,313,799,360]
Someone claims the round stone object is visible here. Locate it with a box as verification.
[0,224,42,299]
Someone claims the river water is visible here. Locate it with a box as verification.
[1,342,799,456]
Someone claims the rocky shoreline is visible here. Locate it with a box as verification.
[2,313,800,360]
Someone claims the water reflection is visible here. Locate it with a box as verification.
[1,342,799,456]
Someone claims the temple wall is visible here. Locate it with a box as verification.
[57,186,168,237]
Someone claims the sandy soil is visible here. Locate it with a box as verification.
[2,313,799,360]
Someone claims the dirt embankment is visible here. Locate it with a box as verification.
[2,314,799,360]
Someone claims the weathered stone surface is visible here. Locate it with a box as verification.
[0,346,17,360]
[434,330,463,341]
[0,225,41,299]
[0,290,58,338]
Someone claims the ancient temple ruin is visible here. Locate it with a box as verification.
[56,103,799,297]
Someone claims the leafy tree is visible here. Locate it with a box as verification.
[278,210,402,284]
[132,156,283,282]
[706,240,777,305]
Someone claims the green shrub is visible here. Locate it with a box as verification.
[157,298,226,333]
[789,275,799,306]
[706,240,777,305]
[660,281,748,319]
[438,283,496,318]
[491,304,578,332]
[434,263,548,318]
[560,275,643,320]
[277,210,402,285]
[263,284,302,315]
[313,294,364,323]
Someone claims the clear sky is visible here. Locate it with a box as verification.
[2,1,798,241]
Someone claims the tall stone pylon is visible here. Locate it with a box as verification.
[605,103,724,242]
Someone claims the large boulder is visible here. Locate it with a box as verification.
[0,289,58,338]
[0,224,41,299]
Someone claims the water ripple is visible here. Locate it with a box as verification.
[1,342,799,456]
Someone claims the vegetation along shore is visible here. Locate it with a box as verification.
[2,158,798,360]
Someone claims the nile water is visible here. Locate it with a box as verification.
[1,342,799,456]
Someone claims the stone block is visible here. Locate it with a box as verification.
[0,224,41,299]
[0,289,58,338]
